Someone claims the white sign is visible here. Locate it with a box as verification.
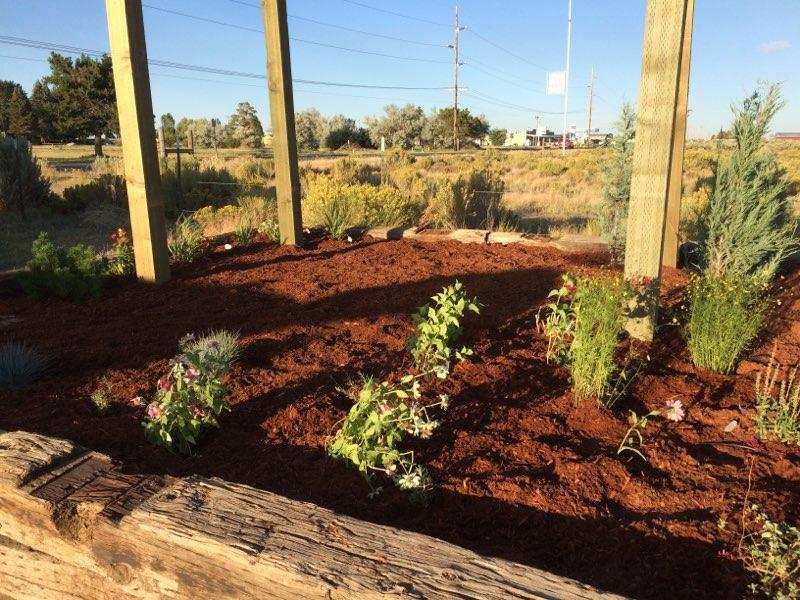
[546,71,566,96]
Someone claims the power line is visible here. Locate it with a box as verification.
[141,4,448,63]
[463,61,544,95]
[464,89,582,115]
[338,0,449,27]
[219,0,448,47]
[0,36,452,90]
[464,27,552,72]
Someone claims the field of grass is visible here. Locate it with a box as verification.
[3,141,798,273]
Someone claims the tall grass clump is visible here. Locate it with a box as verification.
[0,136,51,216]
[0,340,46,389]
[755,352,800,445]
[687,84,796,373]
[168,214,205,263]
[596,103,635,259]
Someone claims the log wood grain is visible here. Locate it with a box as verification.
[0,431,627,599]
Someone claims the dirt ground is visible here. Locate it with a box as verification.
[2,235,799,600]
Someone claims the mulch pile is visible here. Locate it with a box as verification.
[2,234,799,600]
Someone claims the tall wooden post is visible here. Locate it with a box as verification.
[661,0,694,268]
[624,0,693,340]
[261,0,303,245]
[105,0,170,283]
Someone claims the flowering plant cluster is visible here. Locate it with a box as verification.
[330,282,479,498]
[143,330,240,454]
[106,228,134,276]
[409,280,480,374]
[327,371,449,498]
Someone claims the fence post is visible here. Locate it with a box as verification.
[661,0,695,268]
[105,0,170,283]
[624,0,692,340]
[261,0,303,245]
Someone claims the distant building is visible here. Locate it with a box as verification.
[774,132,800,141]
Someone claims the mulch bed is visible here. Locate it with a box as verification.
[2,234,799,600]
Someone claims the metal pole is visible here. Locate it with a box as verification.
[452,5,460,151]
[562,0,573,155]
[586,66,595,143]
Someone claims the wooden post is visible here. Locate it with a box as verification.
[261,0,303,245]
[105,0,170,283]
[623,0,693,340]
[661,0,695,268]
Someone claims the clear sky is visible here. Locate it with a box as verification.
[1,0,798,137]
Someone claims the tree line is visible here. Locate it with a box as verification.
[1,52,509,155]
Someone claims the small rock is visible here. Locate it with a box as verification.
[724,420,738,433]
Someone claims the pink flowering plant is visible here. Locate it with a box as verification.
[327,370,450,499]
[143,330,240,454]
[536,274,579,363]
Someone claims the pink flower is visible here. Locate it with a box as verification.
[665,399,685,422]
[378,402,393,415]
[190,405,208,419]
[146,403,162,419]
[129,396,144,407]
[157,376,171,392]
[185,367,200,382]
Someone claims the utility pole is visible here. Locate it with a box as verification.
[452,5,462,151]
[586,67,595,143]
[562,0,573,155]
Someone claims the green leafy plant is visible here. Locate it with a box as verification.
[743,506,800,599]
[143,330,240,454]
[0,135,51,216]
[327,372,449,498]
[106,228,134,276]
[167,214,205,263]
[320,194,357,240]
[686,274,766,374]
[755,352,800,445]
[257,217,281,242]
[536,274,578,364]
[408,281,480,374]
[18,232,106,301]
[617,410,660,460]
[0,340,46,389]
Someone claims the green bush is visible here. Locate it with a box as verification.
[168,214,205,263]
[17,232,106,301]
[755,353,800,445]
[58,174,126,214]
[743,507,799,600]
[686,274,765,374]
[420,167,505,230]
[698,85,797,282]
[0,136,51,215]
[569,276,626,401]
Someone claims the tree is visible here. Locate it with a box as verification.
[175,118,222,149]
[226,102,264,148]
[323,114,371,149]
[160,113,177,147]
[295,109,327,151]
[364,104,427,149]
[597,102,636,258]
[29,53,118,156]
[488,128,507,147]
[0,81,33,139]
[428,107,490,149]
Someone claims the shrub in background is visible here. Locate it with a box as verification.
[18,232,106,301]
[59,174,127,214]
[143,330,240,454]
[167,214,205,263]
[685,274,765,374]
[596,103,636,260]
[0,136,51,216]
[0,340,46,389]
[755,353,800,445]
[419,167,505,230]
[697,85,797,282]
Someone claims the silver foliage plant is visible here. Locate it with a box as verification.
[698,84,797,282]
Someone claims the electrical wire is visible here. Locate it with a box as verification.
[338,0,449,27]
[464,27,552,72]
[464,89,583,115]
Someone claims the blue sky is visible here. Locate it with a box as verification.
[1,0,798,137]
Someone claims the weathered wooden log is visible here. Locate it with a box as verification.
[0,430,626,599]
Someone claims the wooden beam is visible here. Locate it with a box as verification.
[105,0,170,283]
[661,0,695,268]
[623,0,692,340]
[261,0,303,245]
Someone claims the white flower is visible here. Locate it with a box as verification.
[396,472,422,490]
[346,236,353,243]
[434,362,450,379]
[224,243,233,250]
[665,399,685,422]
[439,394,450,409]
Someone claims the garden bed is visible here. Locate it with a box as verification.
[2,234,799,600]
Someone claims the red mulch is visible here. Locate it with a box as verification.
[2,235,799,600]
